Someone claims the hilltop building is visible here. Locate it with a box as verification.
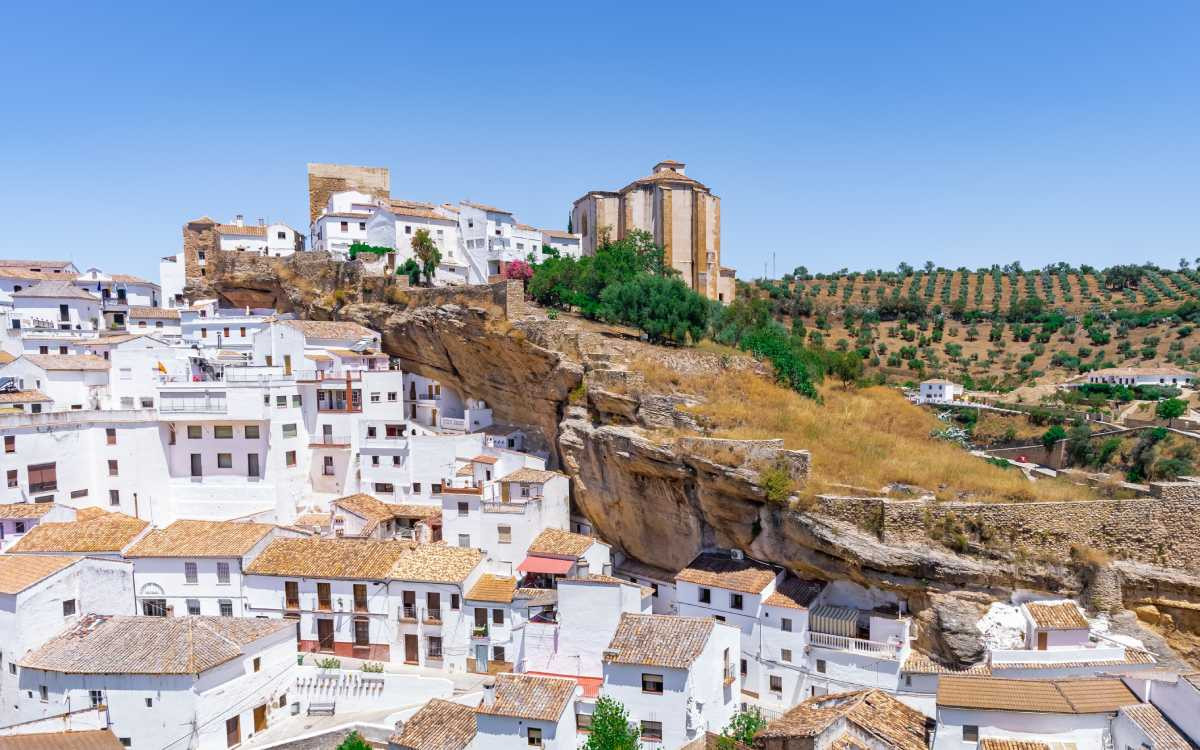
[571,160,734,302]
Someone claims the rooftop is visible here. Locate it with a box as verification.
[389,698,477,750]
[20,614,293,675]
[282,319,377,341]
[124,520,274,558]
[0,389,51,404]
[11,280,98,301]
[604,613,715,669]
[389,543,483,584]
[1119,703,1191,750]
[680,734,752,750]
[460,200,513,216]
[476,672,576,722]
[526,528,595,559]
[0,554,80,595]
[676,552,779,594]
[762,577,825,609]
[128,305,180,320]
[332,493,395,534]
[498,467,561,484]
[22,354,110,371]
[0,502,58,519]
[215,223,267,237]
[246,537,410,579]
[1025,601,1090,630]
[902,652,991,676]
[466,574,517,603]
[9,510,147,553]
[936,676,1139,714]
[756,689,929,750]
[0,730,124,750]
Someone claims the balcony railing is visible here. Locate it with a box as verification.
[424,609,442,624]
[28,481,57,493]
[160,398,227,414]
[285,599,300,611]
[310,434,351,446]
[481,501,531,514]
[807,631,901,659]
[438,416,466,431]
[472,625,489,639]
[723,664,736,685]
[399,605,417,622]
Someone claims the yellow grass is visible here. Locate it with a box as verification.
[631,355,1098,502]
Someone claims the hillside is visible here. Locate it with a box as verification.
[745,264,1200,391]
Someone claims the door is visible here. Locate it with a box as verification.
[317,618,334,652]
[190,453,202,477]
[405,634,418,664]
[225,716,240,748]
[283,354,292,376]
[247,453,260,478]
[253,704,268,733]
[402,590,416,619]
[1037,631,1048,650]
[474,644,488,673]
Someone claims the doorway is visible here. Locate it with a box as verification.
[190,453,202,477]
[405,634,418,664]
[317,618,334,652]
[253,704,268,733]
[225,716,240,748]
[474,644,488,674]
[1037,632,1048,650]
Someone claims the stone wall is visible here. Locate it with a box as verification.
[815,493,1200,572]
[306,163,390,222]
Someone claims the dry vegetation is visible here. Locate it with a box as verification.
[631,355,1100,503]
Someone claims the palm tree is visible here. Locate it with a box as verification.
[410,228,441,286]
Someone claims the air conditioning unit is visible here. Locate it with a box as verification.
[730,549,744,561]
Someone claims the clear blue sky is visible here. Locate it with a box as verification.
[2,1,1198,282]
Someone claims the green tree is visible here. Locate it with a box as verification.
[1042,424,1067,451]
[583,697,640,750]
[598,274,710,344]
[336,731,371,750]
[1156,398,1188,420]
[396,258,421,286]
[832,352,863,388]
[410,228,441,285]
[720,708,767,747]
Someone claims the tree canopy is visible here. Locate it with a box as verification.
[582,697,640,750]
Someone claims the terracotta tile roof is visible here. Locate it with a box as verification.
[390,698,477,750]
[0,729,125,750]
[11,280,98,300]
[215,223,267,237]
[455,464,474,476]
[977,741,1052,750]
[477,673,576,722]
[246,537,410,579]
[107,274,155,285]
[1120,703,1191,750]
[19,614,292,675]
[620,168,707,193]
[327,347,387,358]
[0,389,51,403]
[470,454,499,465]
[0,502,58,519]
[514,588,557,607]
[9,511,147,553]
[680,733,752,750]
[0,351,13,364]
[991,649,1155,670]
[283,319,377,341]
[676,552,778,594]
[527,528,595,558]
[757,689,929,750]
[0,259,74,269]
[0,554,80,594]
[332,493,395,534]
[124,520,274,558]
[292,512,330,529]
[540,229,578,240]
[23,354,110,371]
[0,269,57,281]
[902,652,991,675]
[937,676,1138,714]
[1025,601,1090,630]
[388,202,457,223]
[460,201,513,215]
[604,613,715,669]
[762,577,825,609]
[128,305,180,319]
[386,503,442,519]
[389,544,483,584]
[498,467,561,483]
[466,574,517,603]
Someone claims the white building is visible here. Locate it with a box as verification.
[755,688,932,749]
[14,614,297,750]
[540,229,583,260]
[1083,367,1196,388]
[10,281,103,334]
[516,527,612,588]
[123,519,279,617]
[159,253,187,309]
[127,306,181,337]
[918,379,964,404]
[475,672,580,750]
[600,612,741,748]
[0,554,135,713]
[1123,672,1200,745]
[1,354,110,411]
[215,215,304,257]
[72,269,159,330]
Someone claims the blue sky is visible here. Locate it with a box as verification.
[1,1,1198,281]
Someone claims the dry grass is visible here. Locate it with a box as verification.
[631,355,1099,503]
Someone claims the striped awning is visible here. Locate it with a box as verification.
[809,605,859,637]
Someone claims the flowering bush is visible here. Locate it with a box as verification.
[503,260,533,281]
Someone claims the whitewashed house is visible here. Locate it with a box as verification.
[388,698,477,750]
[1123,672,1200,745]
[311,193,375,258]
[0,504,73,551]
[457,201,519,283]
[8,510,148,559]
[0,554,135,714]
[600,613,741,748]
[918,379,964,404]
[124,519,278,617]
[72,269,159,330]
[214,215,304,257]
[1084,367,1195,388]
[516,528,612,588]
[0,354,110,411]
[10,281,102,333]
[933,675,1148,749]
[475,672,580,750]
[127,306,181,337]
[14,614,296,750]
[540,229,583,260]
[615,556,680,615]
[756,688,932,749]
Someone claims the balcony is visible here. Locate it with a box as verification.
[806,631,902,660]
[310,434,351,448]
[437,416,467,431]
[471,625,489,640]
[424,609,442,625]
[399,605,418,623]
[28,481,57,494]
[159,395,228,414]
[481,501,532,515]
[285,599,301,612]
[723,664,736,686]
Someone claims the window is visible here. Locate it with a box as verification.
[387,392,397,402]
[106,428,117,445]
[239,327,246,337]
[14,521,24,533]
[963,726,979,742]
[641,673,664,694]
[640,721,663,741]
[187,599,201,615]
[217,453,232,469]
[142,599,167,616]
[226,715,240,748]
[576,711,593,733]
[317,583,332,610]
[248,453,260,477]
[374,482,394,493]
[729,593,744,610]
[498,525,512,544]
[276,395,287,408]
[404,225,412,234]
[769,675,783,694]
[781,617,792,632]
[187,425,202,439]
[89,689,103,707]
[354,618,370,646]
[781,648,792,662]
[458,534,470,548]
[4,435,14,453]
[145,697,153,707]
[428,636,443,658]
[219,599,233,617]
[492,608,504,625]
[109,489,120,506]
[200,327,207,338]
[7,470,17,488]
[371,455,380,467]
[282,423,297,438]
[457,501,469,517]
[740,658,747,677]
[253,657,261,672]
[140,397,154,408]
[322,455,334,475]
[431,482,442,494]
[214,425,233,439]
[184,561,198,583]
[108,459,119,476]
[216,562,230,584]
[392,456,400,466]
[411,482,422,493]
[62,599,76,616]
[70,489,88,499]
[358,222,366,231]
[527,727,543,747]
[244,425,260,439]
[492,646,505,662]
[292,394,302,407]
[27,463,56,492]
[370,392,380,403]
[816,659,826,674]
[39,685,48,702]
[698,587,711,604]
[285,450,297,467]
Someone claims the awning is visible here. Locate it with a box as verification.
[517,555,574,575]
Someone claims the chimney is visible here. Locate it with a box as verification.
[653,160,685,175]
[481,677,497,707]
[234,214,244,227]
[257,217,265,227]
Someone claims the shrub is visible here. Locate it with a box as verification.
[1156,398,1187,420]
[315,657,341,670]
[758,462,796,504]
[1042,425,1067,450]
[360,661,384,673]
[337,731,371,750]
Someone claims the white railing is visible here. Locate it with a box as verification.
[481,501,531,515]
[990,645,1128,665]
[807,631,900,659]
[438,416,466,430]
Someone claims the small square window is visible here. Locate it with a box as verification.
[217,453,232,469]
[729,593,744,610]
[244,425,260,439]
[781,618,793,632]
[187,425,202,439]
[769,675,783,694]
[285,450,297,467]
[39,685,49,701]
[527,727,542,747]
[370,392,380,403]
[640,721,662,742]
[213,425,233,439]
[387,392,397,402]
[292,394,302,407]
[62,599,76,616]
[458,534,470,548]
[457,502,469,517]
[276,395,287,408]
[963,726,979,742]
[219,599,233,617]
[282,423,297,438]
[186,599,201,615]
[781,648,792,662]
[699,587,711,604]
[107,459,119,476]
[641,673,664,694]
[816,659,826,674]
